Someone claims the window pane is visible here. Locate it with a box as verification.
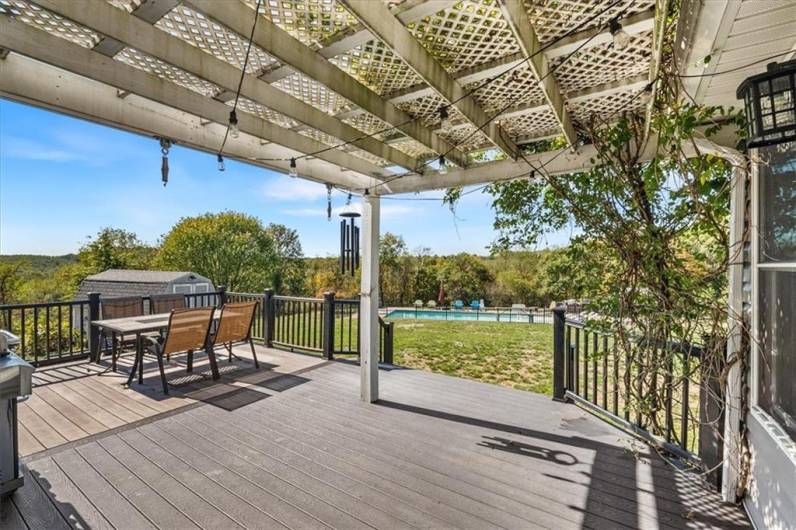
[759,141,796,262]
[758,269,796,440]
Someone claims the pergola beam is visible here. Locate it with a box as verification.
[498,0,576,147]
[0,18,380,189]
[187,0,468,168]
[340,0,519,159]
[34,0,417,173]
[381,9,655,108]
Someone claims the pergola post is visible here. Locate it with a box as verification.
[360,195,380,403]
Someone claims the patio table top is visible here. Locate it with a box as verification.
[91,310,219,335]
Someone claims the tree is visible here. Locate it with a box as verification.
[156,212,278,292]
[437,253,493,304]
[78,227,154,272]
[0,262,21,305]
[266,223,306,294]
[379,233,410,305]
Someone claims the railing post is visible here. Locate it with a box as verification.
[323,292,335,360]
[380,320,394,364]
[87,292,101,362]
[553,306,566,402]
[700,348,725,491]
[263,289,274,347]
[217,285,227,307]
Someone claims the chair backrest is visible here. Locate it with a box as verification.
[162,307,214,356]
[150,293,185,314]
[213,302,257,345]
[101,296,143,320]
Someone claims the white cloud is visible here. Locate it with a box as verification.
[262,176,329,201]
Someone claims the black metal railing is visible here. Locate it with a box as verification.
[1,289,227,366]
[552,307,711,462]
[245,290,393,363]
[0,300,91,366]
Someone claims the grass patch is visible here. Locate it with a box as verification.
[392,320,554,395]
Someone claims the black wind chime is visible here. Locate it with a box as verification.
[338,194,360,276]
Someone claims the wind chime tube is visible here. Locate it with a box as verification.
[340,219,346,273]
[354,225,360,271]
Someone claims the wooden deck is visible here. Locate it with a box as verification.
[3,351,749,529]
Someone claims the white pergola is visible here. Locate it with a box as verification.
[0,0,749,405]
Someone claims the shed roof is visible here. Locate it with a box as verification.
[75,279,169,299]
[84,269,197,283]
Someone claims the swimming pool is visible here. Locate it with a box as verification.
[385,308,553,324]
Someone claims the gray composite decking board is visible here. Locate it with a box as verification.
[70,376,160,418]
[26,456,114,530]
[47,448,157,530]
[33,385,109,435]
[59,379,144,423]
[135,422,332,530]
[23,390,90,442]
[73,442,200,529]
[0,494,28,530]
[173,409,422,530]
[230,380,646,530]
[95,435,246,530]
[17,422,45,455]
[44,377,129,429]
[7,458,70,530]
[13,359,750,530]
[152,418,376,530]
[178,408,458,530]
[17,403,69,449]
[116,429,290,530]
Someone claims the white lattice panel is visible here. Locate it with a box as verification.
[1,0,102,48]
[330,39,423,96]
[553,31,653,93]
[498,108,560,140]
[568,88,647,128]
[388,137,436,159]
[439,124,494,152]
[407,0,520,73]
[156,6,279,74]
[342,112,393,140]
[114,46,222,97]
[525,0,655,43]
[299,127,341,147]
[232,97,300,129]
[243,0,358,49]
[349,148,391,168]
[273,72,353,115]
[465,64,546,113]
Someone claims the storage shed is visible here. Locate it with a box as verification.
[76,269,214,299]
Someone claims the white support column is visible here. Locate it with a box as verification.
[359,195,380,403]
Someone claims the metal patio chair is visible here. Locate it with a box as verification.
[149,293,185,315]
[211,301,259,369]
[100,296,143,372]
[141,307,216,394]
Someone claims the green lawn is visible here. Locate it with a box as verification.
[392,320,554,395]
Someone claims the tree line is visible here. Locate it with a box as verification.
[0,211,585,308]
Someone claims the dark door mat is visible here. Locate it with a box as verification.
[255,373,310,392]
[204,387,270,411]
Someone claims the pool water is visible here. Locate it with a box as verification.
[385,309,552,323]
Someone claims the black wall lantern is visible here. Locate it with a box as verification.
[737,60,796,148]
[339,197,360,276]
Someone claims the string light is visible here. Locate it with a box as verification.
[438,154,448,175]
[609,18,630,50]
[228,110,240,139]
[289,157,298,177]
[439,105,452,133]
[217,154,225,172]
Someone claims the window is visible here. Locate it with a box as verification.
[757,140,796,440]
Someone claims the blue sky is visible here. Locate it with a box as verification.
[1,99,572,257]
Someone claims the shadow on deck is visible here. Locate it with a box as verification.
[2,353,750,529]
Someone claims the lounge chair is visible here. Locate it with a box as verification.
[469,300,480,310]
[211,301,259,368]
[150,293,185,314]
[144,307,216,394]
[453,300,464,310]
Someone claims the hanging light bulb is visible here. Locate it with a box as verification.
[228,109,240,138]
[217,153,225,172]
[439,105,452,133]
[609,18,630,50]
[289,157,298,177]
[438,154,448,175]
